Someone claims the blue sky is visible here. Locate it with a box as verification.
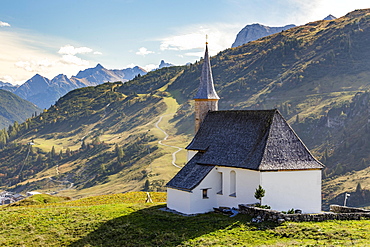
[0,0,369,84]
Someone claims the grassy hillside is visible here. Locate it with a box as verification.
[2,9,370,206]
[0,192,369,246]
[0,89,40,129]
[0,80,188,198]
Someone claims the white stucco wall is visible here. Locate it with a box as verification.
[215,167,260,208]
[167,167,322,214]
[261,170,322,213]
[167,188,192,214]
[167,166,260,214]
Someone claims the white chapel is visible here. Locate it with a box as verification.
[166,43,324,215]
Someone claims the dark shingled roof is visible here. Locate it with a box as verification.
[166,152,214,191]
[193,44,220,100]
[166,110,324,190]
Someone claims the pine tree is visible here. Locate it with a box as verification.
[7,124,17,139]
[322,148,329,163]
[29,145,34,156]
[143,179,150,191]
[81,140,86,150]
[59,150,63,159]
[3,128,8,141]
[0,129,7,147]
[356,182,362,193]
[66,147,71,157]
[115,144,124,162]
[51,146,56,159]
[36,154,43,165]
[254,185,265,205]
[13,121,19,132]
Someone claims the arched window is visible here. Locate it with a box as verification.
[230,170,236,197]
[217,172,223,195]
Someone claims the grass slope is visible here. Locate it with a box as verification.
[0,192,369,246]
[1,80,188,198]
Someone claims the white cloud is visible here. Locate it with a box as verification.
[184,52,204,58]
[15,59,55,73]
[136,47,154,56]
[159,23,240,57]
[160,33,204,51]
[143,64,157,71]
[37,59,54,67]
[0,75,14,83]
[58,45,93,55]
[283,0,370,25]
[93,51,103,55]
[60,54,89,66]
[0,31,96,83]
[0,21,10,27]
[15,61,33,72]
[124,63,137,68]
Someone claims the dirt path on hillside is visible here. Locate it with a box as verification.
[155,115,183,169]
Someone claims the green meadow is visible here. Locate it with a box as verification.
[1,192,369,246]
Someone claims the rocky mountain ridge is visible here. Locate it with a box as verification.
[232,15,337,48]
[158,60,174,69]
[232,23,296,48]
[6,64,147,109]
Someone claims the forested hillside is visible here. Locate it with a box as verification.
[2,9,370,207]
[0,89,40,129]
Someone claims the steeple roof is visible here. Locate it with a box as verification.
[194,44,220,100]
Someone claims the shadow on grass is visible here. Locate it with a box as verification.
[68,205,277,247]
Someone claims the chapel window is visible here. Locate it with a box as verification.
[230,170,236,197]
[202,189,209,199]
[217,172,223,195]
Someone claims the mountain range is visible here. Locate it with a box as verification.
[1,9,370,208]
[232,14,336,48]
[3,64,147,109]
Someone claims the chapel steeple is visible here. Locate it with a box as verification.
[194,41,219,133]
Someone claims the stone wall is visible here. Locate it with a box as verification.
[238,204,370,223]
[330,204,370,213]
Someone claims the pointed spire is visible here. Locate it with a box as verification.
[194,42,219,100]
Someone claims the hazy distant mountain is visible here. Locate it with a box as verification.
[8,64,147,109]
[323,14,336,21]
[0,81,13,87]
[14,74,51,101]
[231,23,296,48]
[158,60,174,69]
[0,81,16,92]
[72,64,146,86]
